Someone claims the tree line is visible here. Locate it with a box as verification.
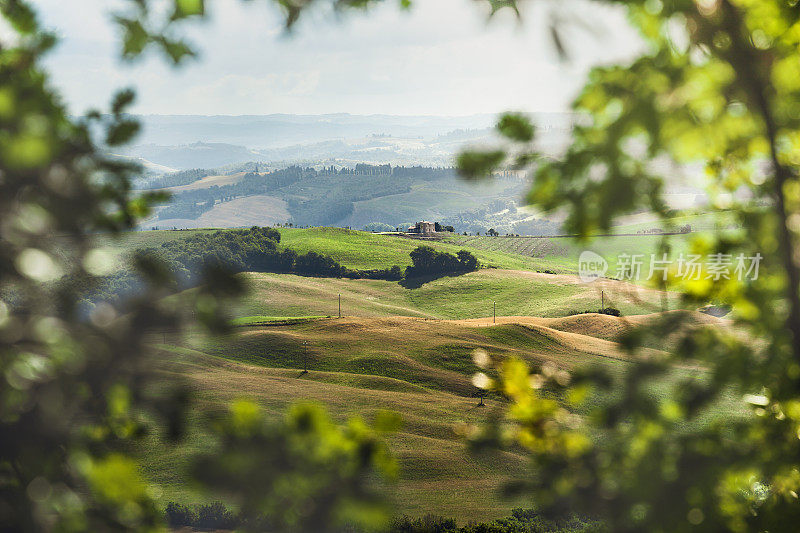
[156,164,454,225]
[76,229,479,309]
[165,502,599,533]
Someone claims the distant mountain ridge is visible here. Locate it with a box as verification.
[120,113,574,170]
[130,113,505,147]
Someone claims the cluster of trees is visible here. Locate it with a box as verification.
[405,246,478,278]
[148,227,404,283]
[391,509,600,533]
[364,222,396,232]
[144,167,210,189]
[434,222,455,232]
[165,504,599,533]
[157,164,454,226]
[354,163,391,175]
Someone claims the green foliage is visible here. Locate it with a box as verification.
[461,1,800,531]
[496,113,535,143]
[142,226,404,284]
[389,508,601,533]
[0,1,400,531]
[405,246,478,278]
[456,150,506,181]
[192,401,397,532]
[0,1,245,528]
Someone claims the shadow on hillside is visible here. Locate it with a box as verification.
[399,271,470,289]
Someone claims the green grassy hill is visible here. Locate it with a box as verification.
[143,345,530,523]
[115,225,712,523]
[438,232,700,276]
[111,225,704,279]
[275,227,571,271]
[141,310,690,523]
[228,269,680,320]
[106,226,571,271]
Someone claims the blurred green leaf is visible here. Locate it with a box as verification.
[106,118,140,146]
[456,149,505,180]
[0,0,38,33]
[116,16,149,58]
[155,36,196,64]
[496,112,535,142]
[172,0,204,20]
[111,88,135,115]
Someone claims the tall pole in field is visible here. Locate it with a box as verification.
[338,293,341,318]
[493,301,496,324]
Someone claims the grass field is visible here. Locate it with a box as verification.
[227,269,682,320]
[278,227,569,271]
[110,226,708,281]
[439,232,701,278]
[193,194,290,227]
[141,345,531,522]
[140,306,738,523]
[142,308,717,522]
[112,225,734,523]
[107,227,565,272]
[161,171,248,192]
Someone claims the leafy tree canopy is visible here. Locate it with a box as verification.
[460,1,800,532]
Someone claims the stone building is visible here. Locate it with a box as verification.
[406,221,436,234]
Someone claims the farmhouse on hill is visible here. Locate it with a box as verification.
[406,221,436,234]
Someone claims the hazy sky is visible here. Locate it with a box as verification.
[31,0,640,117]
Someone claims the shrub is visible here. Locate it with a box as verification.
[165,502,196,528]
[564,308,621,317]
[390,514,458,533]
[195,501,239,531]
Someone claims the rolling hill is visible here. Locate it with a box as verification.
[143,309,711,523]
[107,226,727,523]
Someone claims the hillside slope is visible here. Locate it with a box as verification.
[229,269,682,320]
[144,307,719,522]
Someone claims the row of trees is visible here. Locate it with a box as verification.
[166,503,598,533]
[144,167,210,190]
[80,235,479,309]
